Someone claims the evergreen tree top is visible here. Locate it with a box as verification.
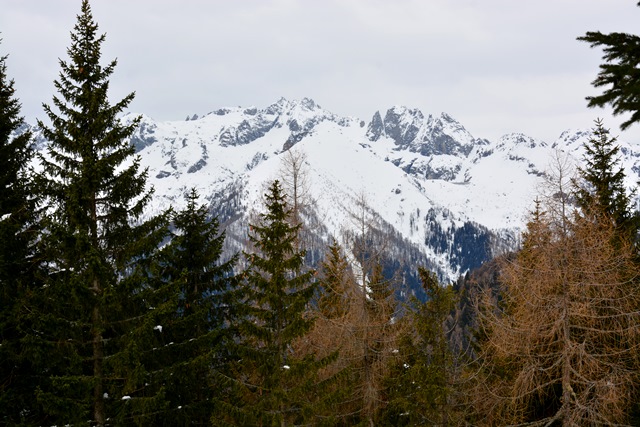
[229,180,323,425]
[255,180,292,225]
[578,3,640,131]
[39,0,139,155]
[37,0,150,235]
[574,118,634,233]
[0,45,28,141]
[249,180,301,258]
[0,41,33,214]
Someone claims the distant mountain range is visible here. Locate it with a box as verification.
[26,97,640,293]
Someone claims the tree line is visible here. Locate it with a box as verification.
[2,1,640,426]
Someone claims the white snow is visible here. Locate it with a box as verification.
[128,99,640,279]
[30,98,640,281]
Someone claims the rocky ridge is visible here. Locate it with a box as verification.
[26,98,640,289]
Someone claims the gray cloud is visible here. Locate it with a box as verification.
[2,0,640,143]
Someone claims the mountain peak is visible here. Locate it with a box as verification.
[366,111,385,141]
[388,105,426,120]
[497,133,548,150]
[365,106,475,156]
[299,97,319,111]
[440,112,455,122]
[264,97,322,115]
[553,128,591,150]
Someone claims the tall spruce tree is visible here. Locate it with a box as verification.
[578,3,640,131]
[221,180,330,426]
[118,188,238,425]
[575,118,637,236]
[0,39,44,425]
[384,268,459,426]
[317,240,353,320]
[30,1,166,425]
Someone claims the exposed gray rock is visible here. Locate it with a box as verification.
[383,107,423,149]
[131,121,158,152]
[367,107,475,157]
[366,111,385,141]
[187,159,207,174]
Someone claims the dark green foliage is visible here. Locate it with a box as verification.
[0,39,45,425]
[384,268,459,426]
[27,1,167,424]
[358,262,396,426]
[117,188,238,425]
[579,7,640,131]
[450,257,503,359]
[220,180,330,426]
[424,208,494,276]
[575,119,638,238]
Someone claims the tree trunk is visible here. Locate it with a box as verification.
[561,272,571,426]
[92,289,105,426]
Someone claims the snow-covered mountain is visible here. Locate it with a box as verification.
[29,97,640,288]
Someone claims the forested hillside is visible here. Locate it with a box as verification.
[2,1,640,425]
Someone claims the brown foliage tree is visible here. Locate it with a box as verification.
[472,195,640,425]
[299,192,404,425]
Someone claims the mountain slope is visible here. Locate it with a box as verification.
[30,98,640,285]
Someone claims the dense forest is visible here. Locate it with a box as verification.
[2,1,640,425]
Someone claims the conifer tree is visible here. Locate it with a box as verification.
[221,180,329,426]
[314,193,404,425]
[29,2,166,425]
[472,195,640,425]
[573,120,640,421]
[575,118,637,236]
[117,188,238,426]
[307,236,404,426]
[302,240,359,425]
[384,268,459,426]
[317,240,353,320]
[347,195,402,426]
[360,260,398,422]
[0,39,43,425]
[578,4,640,131]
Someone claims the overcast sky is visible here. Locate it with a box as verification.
[2,0,640,143]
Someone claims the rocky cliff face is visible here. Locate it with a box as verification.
[366,106,493,181]
[368,107,482,156]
